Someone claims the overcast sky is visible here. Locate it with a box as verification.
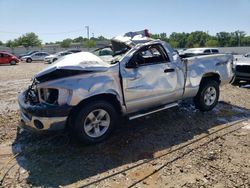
[0,0,249,43]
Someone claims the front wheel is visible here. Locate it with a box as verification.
[26,58,32,63]
[194,80,219,111]
[52,58,57,62]
[10,60,17,65]
[71,101,118,144]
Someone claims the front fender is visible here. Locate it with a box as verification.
[37,71,123,107]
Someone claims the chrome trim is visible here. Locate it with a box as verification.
[20,111,67,131]
[129,103,178,120]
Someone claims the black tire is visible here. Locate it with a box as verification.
[71,100,118,144]
[26,58,32,63]
[10,60,17,65]
[231,76,240,86]
[194,80,219,112]
[52,58,57,62]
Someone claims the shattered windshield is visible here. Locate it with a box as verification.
[92,46,127,64]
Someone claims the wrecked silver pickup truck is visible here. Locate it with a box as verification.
[18,30,234,144]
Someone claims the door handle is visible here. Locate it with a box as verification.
[129,76,140,81]
[164,68,175,73]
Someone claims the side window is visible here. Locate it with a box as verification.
[132,44,169,66]
[0,53,3,58]
[3,54,10,57]
[212,49,219,53]
[204,49,211,53]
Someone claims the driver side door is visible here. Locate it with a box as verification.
[121,44,180,113]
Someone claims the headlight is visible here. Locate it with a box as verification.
[39,88,71,105]
[40,88,59,104]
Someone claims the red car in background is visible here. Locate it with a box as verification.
[0,51,20,65]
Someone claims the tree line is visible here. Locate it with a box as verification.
[1,30,250,49]
[1,33,108,48]
[151,30,250,48]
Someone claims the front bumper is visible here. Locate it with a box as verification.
[44,59,52,63]
[18,91,72,131]
[235,71,250,81]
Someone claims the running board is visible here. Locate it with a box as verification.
[129,103,178,120]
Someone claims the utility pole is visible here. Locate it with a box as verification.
[236,30,240,47]
[236,30,243,47]
[85,26,89,40]
[85,26,90,51]
[206,30,209,44]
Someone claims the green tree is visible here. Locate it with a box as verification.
[228,33,238,47]
[5,40,19,48]
[235,30,246,46]
[241,36,250,46]
[216,32,231,47]
[60,38,72,48]
[151,34,160,39]
[84,40,96,48]
[205,39,219,47]
[16,32,41,47]
[97,36,108,41]
[186,31,209,47]
[186,34,194,48]
[0,40,3,46]
[169,32,187,48]
[169,40,178,48]
[5,40,13,47]
[73,36,85,43]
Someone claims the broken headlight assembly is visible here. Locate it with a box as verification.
[39,88,71,105]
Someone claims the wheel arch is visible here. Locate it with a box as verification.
[66,93,122,128]
[201,72,221,85]
[9,59,17,65]
[26,57,32,62]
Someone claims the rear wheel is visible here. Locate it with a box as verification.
[10,60,16,65]
[71,100,118,144]
[26,58,32,63]
[194,80,219,111]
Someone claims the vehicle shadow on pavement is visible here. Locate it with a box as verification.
[12,100,250,187]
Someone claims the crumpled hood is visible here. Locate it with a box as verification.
[35,52,111,82]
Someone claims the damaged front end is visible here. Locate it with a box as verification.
[17,52,119,131]
[18,78,72,131]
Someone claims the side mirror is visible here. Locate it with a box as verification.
[126,60,138,68]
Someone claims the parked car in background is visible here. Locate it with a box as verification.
[232,55,250,85]
[179,48,219,58]
[44,51,73,64]
[244,53,250,57]
[18,50,38,59]
[0,51,20,65]
[67,49,82,53]
[21,52,50,63]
